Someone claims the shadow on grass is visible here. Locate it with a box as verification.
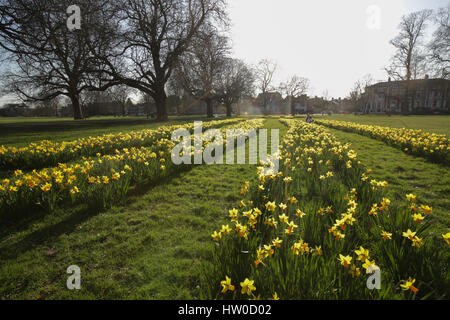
[0,119,270,259]
[0,116,232,136]
[0,165,194,259]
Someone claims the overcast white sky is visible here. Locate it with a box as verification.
[227,0,449,98]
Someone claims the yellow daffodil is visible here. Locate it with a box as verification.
[412,236,423,248]
[349,265,361,278]
[272,237,283,248]
[400,277,419,293]
[41,183,52,192]
[402,229,416,241]
[284,221,297,236]
[220,225,231,235]
[313,245,322,256]
[278,213,289,224]
[412,213,425,223]
[211,231,221,241]
[420,204,432,214]
[362,259,376,270]
[296,209,306,218]
[443,233,450,245]
[288,196,298,204]
[220,276,235,293]
[69,186,79,194]
[240,278,256,296]
[338,254,352,267]
[355,246,370,262]
[292,239,310,255]
[265,201,276,212]
[381,230,392,240]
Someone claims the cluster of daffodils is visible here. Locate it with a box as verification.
[1,119,264,214]
[212,203,261,242]
[206,118,449,300]
[338,246,378,278]
[328,189,358,240]
[278,119,389,194]
[401,228,423,248]
[220,276,279,300]
[405,193,432,221]
[0,118,243,171]
[0,143,170,212]
[315,119,449,164]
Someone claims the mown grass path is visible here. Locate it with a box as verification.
[325,127,450,233]
[0,118,286,299]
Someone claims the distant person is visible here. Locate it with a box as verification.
[306,113,314,123]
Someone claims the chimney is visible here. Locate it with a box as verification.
[388,77,391,82]
[424,74,429,80]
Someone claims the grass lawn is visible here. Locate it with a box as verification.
[0,115,237,147]
[0,115,447,299]
[326,127,450,233]
[314,114,450,136]
[0,118,285,299]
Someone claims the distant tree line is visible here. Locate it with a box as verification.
[2,2,445,119]
[0,0,315,119]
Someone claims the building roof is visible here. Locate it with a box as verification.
[367,78,450,89]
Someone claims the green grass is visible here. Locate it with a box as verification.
[0,115,218,124]
[314,114,450,136]
[0,116,447,299]
[0,115,237,147]
[0,118,285,299]
[326,127,450,233]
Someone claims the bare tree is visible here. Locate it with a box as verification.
[349,74,374,112]
[385,9,433,113]
[217,58,254,117]
[96,0,227,121]
[35,96,61,117]
[255,59,277,116]
[280,75,309,115]
[141,93,155,119]
[428,5,450,79]
[107,85,135,116]
[385,9,433,81]
[0,0,120,119]
[173,26,229,118]
[80,90,108,113]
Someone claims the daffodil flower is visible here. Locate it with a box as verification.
[240,278,256,296]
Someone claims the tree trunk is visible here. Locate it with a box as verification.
[206,99,214,118]
[226,102,232,117]
[263,93,269,116]
[70,93,84,120]
[289,96,294,115]
[154,87,168,121]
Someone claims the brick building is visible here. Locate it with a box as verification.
[364,77,450,114]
